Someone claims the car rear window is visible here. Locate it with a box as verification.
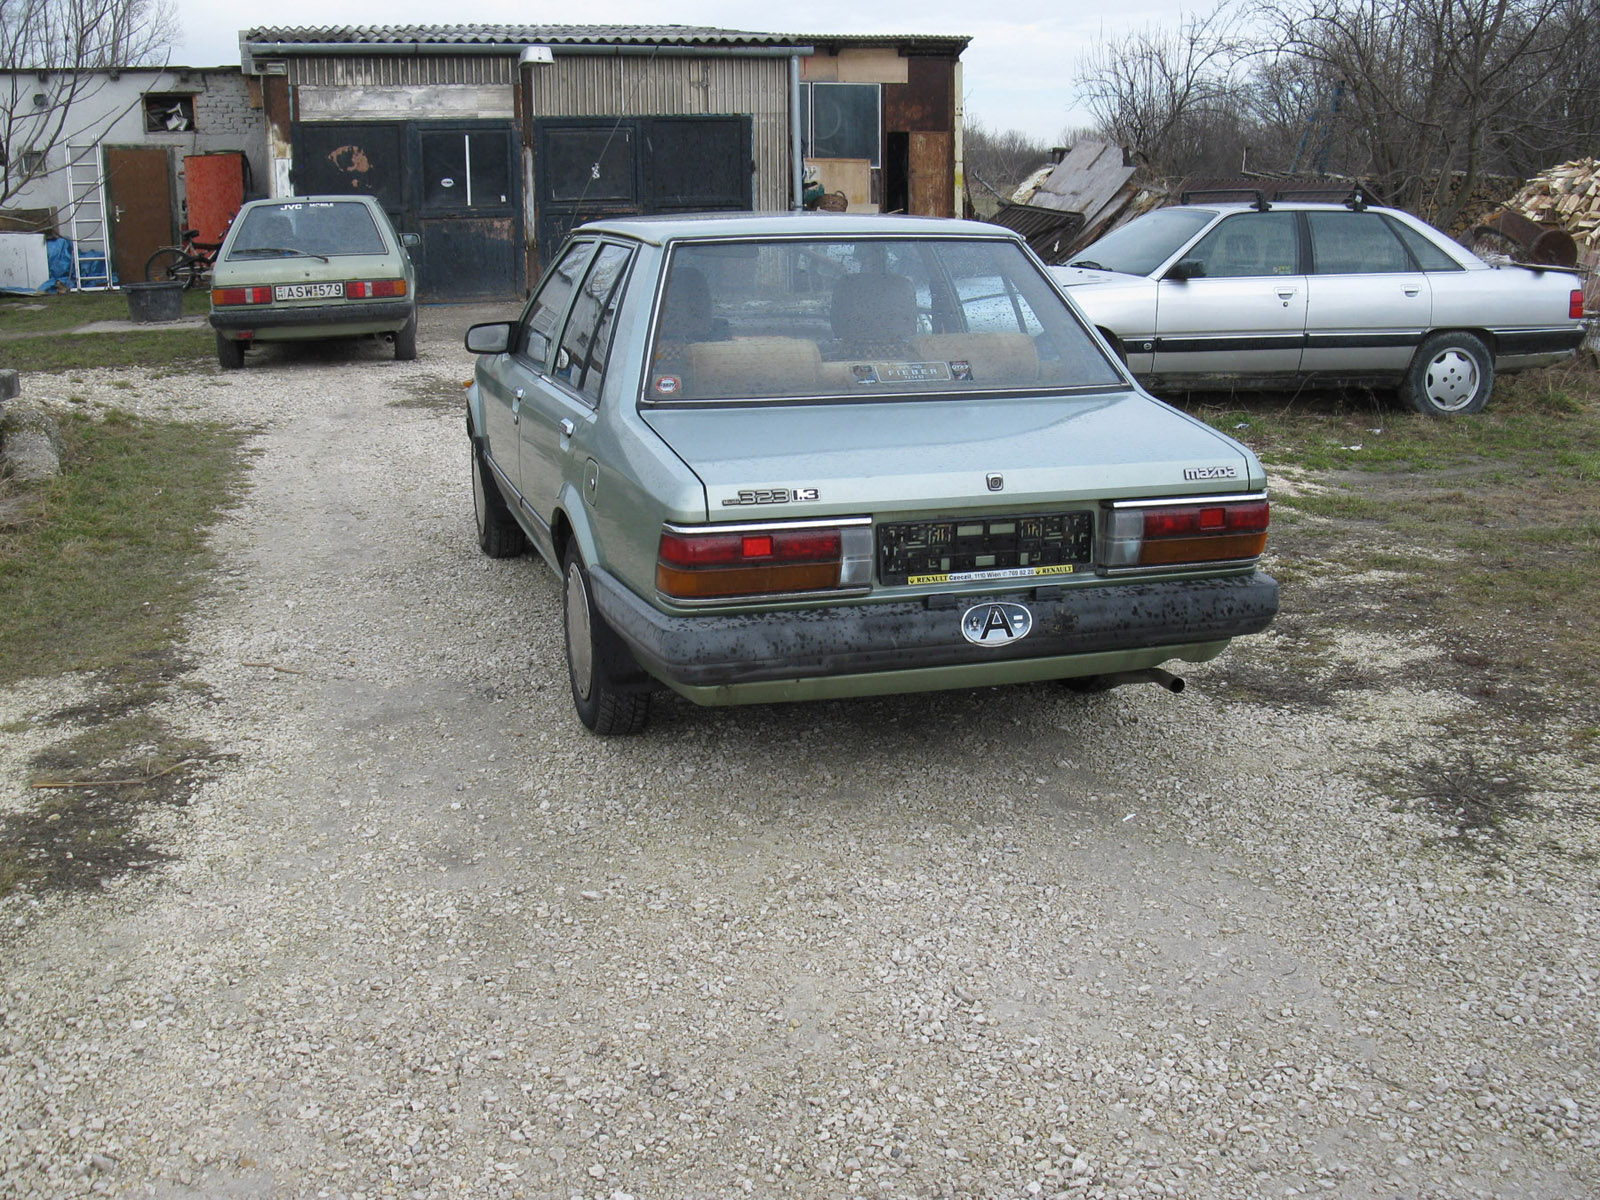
[645,237,1123,402]
[226,201,388,260]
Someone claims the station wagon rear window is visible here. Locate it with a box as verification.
[225,201,387,260]
[646,238,1123,402]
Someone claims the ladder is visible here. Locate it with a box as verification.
[65,142,113,290]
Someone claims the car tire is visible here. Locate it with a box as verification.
[471,439,525,559]
[1400,332,1494,416]
[562,545,652,735]
[216,332,245,370]
[393,311,418,361]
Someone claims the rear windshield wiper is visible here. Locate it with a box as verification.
[237,247,331,262]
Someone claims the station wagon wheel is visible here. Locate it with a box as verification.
[1400,332,1494,416]
[562,545,652,735]
[216,332,244,370]
[470,438,525,558]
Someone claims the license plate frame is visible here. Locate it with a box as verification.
[878,510,1094,586]
[273,282,344,302]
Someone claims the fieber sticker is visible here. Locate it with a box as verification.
[654,375,681,394]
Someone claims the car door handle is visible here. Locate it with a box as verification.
[1404,287,1421,297]
[559,418,576,438]
[512,387,523,424]
[1275,288,1297,299]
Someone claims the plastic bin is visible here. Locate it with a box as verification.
[122,281,184,323]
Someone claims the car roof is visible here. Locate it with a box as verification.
[241,195,386,208]
[1167,200,1406,215]
[573,211,1023,245]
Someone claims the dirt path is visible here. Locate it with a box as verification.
[1,311,1597,1198]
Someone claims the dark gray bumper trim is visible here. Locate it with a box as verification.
[590,568,1279,688]
[209,300,414,332]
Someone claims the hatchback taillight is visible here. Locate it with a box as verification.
[657,520,873,600]
[1100,496,1269,569]
[211,286,272,306]
[345,279,408,299]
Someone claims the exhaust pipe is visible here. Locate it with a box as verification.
[1104,668,1186,693]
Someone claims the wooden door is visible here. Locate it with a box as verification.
[104,147,172,284]
[908,132,952,218]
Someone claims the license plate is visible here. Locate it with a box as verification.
[878,511,1094,586]
[273,282,343,301]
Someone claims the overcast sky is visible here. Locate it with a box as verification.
[166,1,1195,143]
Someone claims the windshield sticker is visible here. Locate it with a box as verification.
[878,361,953,384]
[949,360,973,382]
[909,563,1076,586]
[654,375,681,395]
[851,364,880,385]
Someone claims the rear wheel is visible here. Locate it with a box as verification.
[394,310,418,361]
[1400,332,1494,416]
[470,439,525,558]
[144,248,185,284]
[563,545,652,735]
[216,332,245,370]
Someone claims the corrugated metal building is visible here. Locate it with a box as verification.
[240,25,969,300]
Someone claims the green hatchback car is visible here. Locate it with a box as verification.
[465,213,1278,734]
[209,195,419,369]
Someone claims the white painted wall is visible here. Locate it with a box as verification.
[1,67,267,225]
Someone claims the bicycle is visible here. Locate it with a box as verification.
[144,229,221,289]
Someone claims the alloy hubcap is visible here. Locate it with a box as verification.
[1424,350,1478,411]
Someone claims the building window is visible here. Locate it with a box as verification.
[800,83,881,168]
[143,93,195,133]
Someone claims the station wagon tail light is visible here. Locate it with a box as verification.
[1100,495,1269,570]
[345,279,408,299]
[657,519,873,601]
[211,286,272,306]
[1572,290,1585,320]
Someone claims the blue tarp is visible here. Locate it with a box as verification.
[0,236,116,294]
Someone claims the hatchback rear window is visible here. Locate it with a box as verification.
[226,201,387,260]
[645,237,1123,402]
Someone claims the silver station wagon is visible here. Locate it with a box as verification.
[209,195,419,369]
[1050,192,1586,415]
[465,213,1279,733]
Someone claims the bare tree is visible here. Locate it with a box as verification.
[0,0,177,209]
[1075,3,1251,175]
[1258,0,1576,224]
[963,120,1058,204]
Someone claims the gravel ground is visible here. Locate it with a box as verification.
[2,312,1597,1199]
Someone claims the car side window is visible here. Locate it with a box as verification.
[1384,218,1465,272]
[1179,212,1300,278]
[518,241,591,370]
[1309,212,1413,274]
[552,244,633,403]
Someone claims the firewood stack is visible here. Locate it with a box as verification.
[1504,158,1600,251]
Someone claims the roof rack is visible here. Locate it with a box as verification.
[1178,188,1270,211]
[1270,186,1371,211]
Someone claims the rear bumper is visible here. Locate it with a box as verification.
[591,567,1279,697]
[209,299,413,335]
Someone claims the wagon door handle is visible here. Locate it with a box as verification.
[559,418,575,438]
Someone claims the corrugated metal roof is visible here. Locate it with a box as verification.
[245,25,805,49]
[243,25,970,53]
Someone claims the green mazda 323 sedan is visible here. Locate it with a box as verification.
[464,213,1278,734]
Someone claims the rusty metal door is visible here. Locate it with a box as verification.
[104,147,172,284]
[413,124,522,300]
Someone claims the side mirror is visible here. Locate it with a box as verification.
[464,322,512,355]
[400,232,421,249]
[1165,259,1205,282]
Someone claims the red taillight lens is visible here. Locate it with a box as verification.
[1571,290,1585,320]
[657,525,861,600]
[1103,498,1269,568]
[211,286,272,306]
[344,279,408,299]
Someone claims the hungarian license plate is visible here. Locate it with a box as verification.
[274,282,343,301]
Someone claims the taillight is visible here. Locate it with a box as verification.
[1101,496,1269,569]
[211,286,272,306]
[344,279,408,299]
[657,520,873,601]
[1571,289,1585,320]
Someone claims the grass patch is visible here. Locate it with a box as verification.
[1,326,213,372]
[0,408,251,685]
[0,287,209,334]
